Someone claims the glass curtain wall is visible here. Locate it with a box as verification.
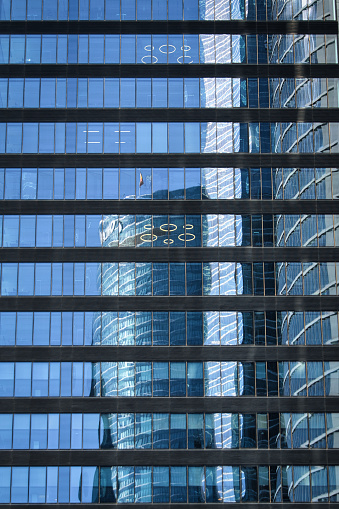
[0,0,338,505]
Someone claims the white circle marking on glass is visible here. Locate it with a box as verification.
[160,223,177,232]
[159,44,176,54]
[141,55,158,63]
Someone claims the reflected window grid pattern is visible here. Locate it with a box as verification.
[0,360,337,398]
[1,0,335,20]
[1,213,339,248]
[2,167,339,201]
[1,310,337,346]
[0,34,337,65]
[1,122,339,154]
[1,78,338,110]
[0,464,336,503]
[0,261,338,296]
[0,412,338,450]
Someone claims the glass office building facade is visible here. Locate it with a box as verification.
[0,0,339,505]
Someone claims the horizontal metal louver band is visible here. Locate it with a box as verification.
[0,449,337,466]
[0,64,338,78]
[2,396,338,413]
[2,108,339,123]
[1,248,339,263]
[1,346,338,362]
[2,200,339,215]
[1,154,339,167]
[1,296,339,311]
[0,20,337,34]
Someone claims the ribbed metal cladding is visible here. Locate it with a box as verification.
[1,63,339,78]
[2,108,339,122]
[1,153,339,167]
[0,20,337,34]
[3,397,339,413]
[2,345,339,362]
[1,296,339,311]
[1,247,339,262]
[0,449,336,466]
[2,199,339,215]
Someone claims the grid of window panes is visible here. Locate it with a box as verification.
[1,412,338,450]
[1,310,338,346]
[0,464,336,504]
[1,214,339,247]
[0,261,337,295]
[1,78,338,109]
[2,0,339,504]
[0,360,338,397]
[2,0,336,20]
[1,167,338,200]
[0,34,337,64]
[1,0,334,20]
[1,122,338,153]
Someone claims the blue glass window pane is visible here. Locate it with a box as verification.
[0,362,14,396]
[170,362,186,396]
[0,36,9,63]
[13,413,30,448]
[105,35,119,63]
[0,79,7,107]
[25,35,41,63]
[188,362,204,396]
[82,466,98,502]
[32,362,49,396]
[0,467,10,502]
[100,467,117,502]
[135,466,152,503]
[117,466,134,503]
[8,78,23,107]
[0,312,16,345]
[46,467,58,503]
[121,35,135,63]
[10,35,25,63]
[171,414,187,448]
[58,467,70,503]
[189,466,205,502]
[153,466,169,502]
[0,0,10,19]
[121,0,135,19]
[153,362,169,396]
[6,123,22,153]
[170,263,185,295]
[22,123,38,153]
[171,466,187,502]
[11,467,29,503]
[30,414,47,449]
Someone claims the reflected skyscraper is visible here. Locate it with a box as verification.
[1,0,339,505]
